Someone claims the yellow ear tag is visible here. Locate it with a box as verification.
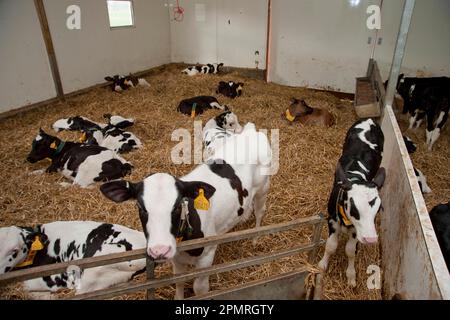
[176,237,183,244]
[79,132,87,143]
[31,236,44,250]
[285,109,296,122]
[339,205,353,227]
[15,236,44,268]
[50,141,57,149]
[194,188,209,211]
[191,110,196,118]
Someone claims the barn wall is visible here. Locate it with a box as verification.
[43,0,171,94]
[269,0,379,93]
[169,0,268,69]
[0,0,57,113]
[375,0,450,80]
[379,106,450,300]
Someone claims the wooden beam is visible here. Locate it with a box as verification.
[34,0,64,99]
[69,242,322,300]
[0,215,323,286]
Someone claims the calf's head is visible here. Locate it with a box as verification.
[288,98,314,119]
[336,165,386,244]
[27,129,62,163]
[100,174,215,260]
[0,226,48,274]
[215,111,243,133]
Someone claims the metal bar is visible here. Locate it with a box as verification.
[186,269,308,300]
[308,213,325,263]
[0,216,322,285]
[384,0,416,110]
[33,0,64,99]
[68,241,323,300]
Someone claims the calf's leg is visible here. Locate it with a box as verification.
[345,230,358,287]
[318,218,340,271]
[193,248,216,296]
[172,260,188,300]
[252,177,270,245]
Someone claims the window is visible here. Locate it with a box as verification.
[107,0,134,28]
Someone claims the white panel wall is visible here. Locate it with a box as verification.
[269,0,378,93]
[43,0,171,93]
[169,0,267,68]
[0,0,56,113]
[375,0,450,80]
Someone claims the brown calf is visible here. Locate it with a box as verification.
[284,98,334,127]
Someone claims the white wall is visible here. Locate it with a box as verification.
[169,0,267,69]
[43,0,171,93]
[375,0,450,80]
[269,0,379,93]
[0,0,56,113]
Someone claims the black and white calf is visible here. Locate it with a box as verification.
[216,81,244,99]
[103,114,135,129]
[318,119,386,287]
[52,116,106,133]
[105,74,150,92]
[84,126,142,154]
[177,96,227,117]
[203,111,243,158]
[27,129,133,188]
[182,63,224,76]
[414,168,432,194]
[429,201,450,270]
[403,136,417,154]
[100,123,272,299]
[0,221,146,298]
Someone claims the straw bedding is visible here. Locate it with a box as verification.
[0,64,447,300]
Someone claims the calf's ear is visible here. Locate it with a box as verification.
[100,180,141,203]
[178,181,216,200]
[373,167,386,188]
[336,164,351,191]
[105,76,114,82]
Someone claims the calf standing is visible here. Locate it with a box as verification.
[318,119,386,287]
[27,129,133,188]
[0,221,146,298]
[177,96,226,117]
[284,99,334,127]
[429,201,450,270]
[100,123,272,299]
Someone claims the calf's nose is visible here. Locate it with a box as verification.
[363,237,378,244]
[148,245,171,259]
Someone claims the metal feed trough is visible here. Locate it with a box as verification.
[0,215,325,300]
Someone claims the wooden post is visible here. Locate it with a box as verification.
[145,257,155,300]
[264,0,272,83]
[34,0,64,100]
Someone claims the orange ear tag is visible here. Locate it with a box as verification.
[339,205,353,227]
[79,132,87,143]
[50,141,57,149]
